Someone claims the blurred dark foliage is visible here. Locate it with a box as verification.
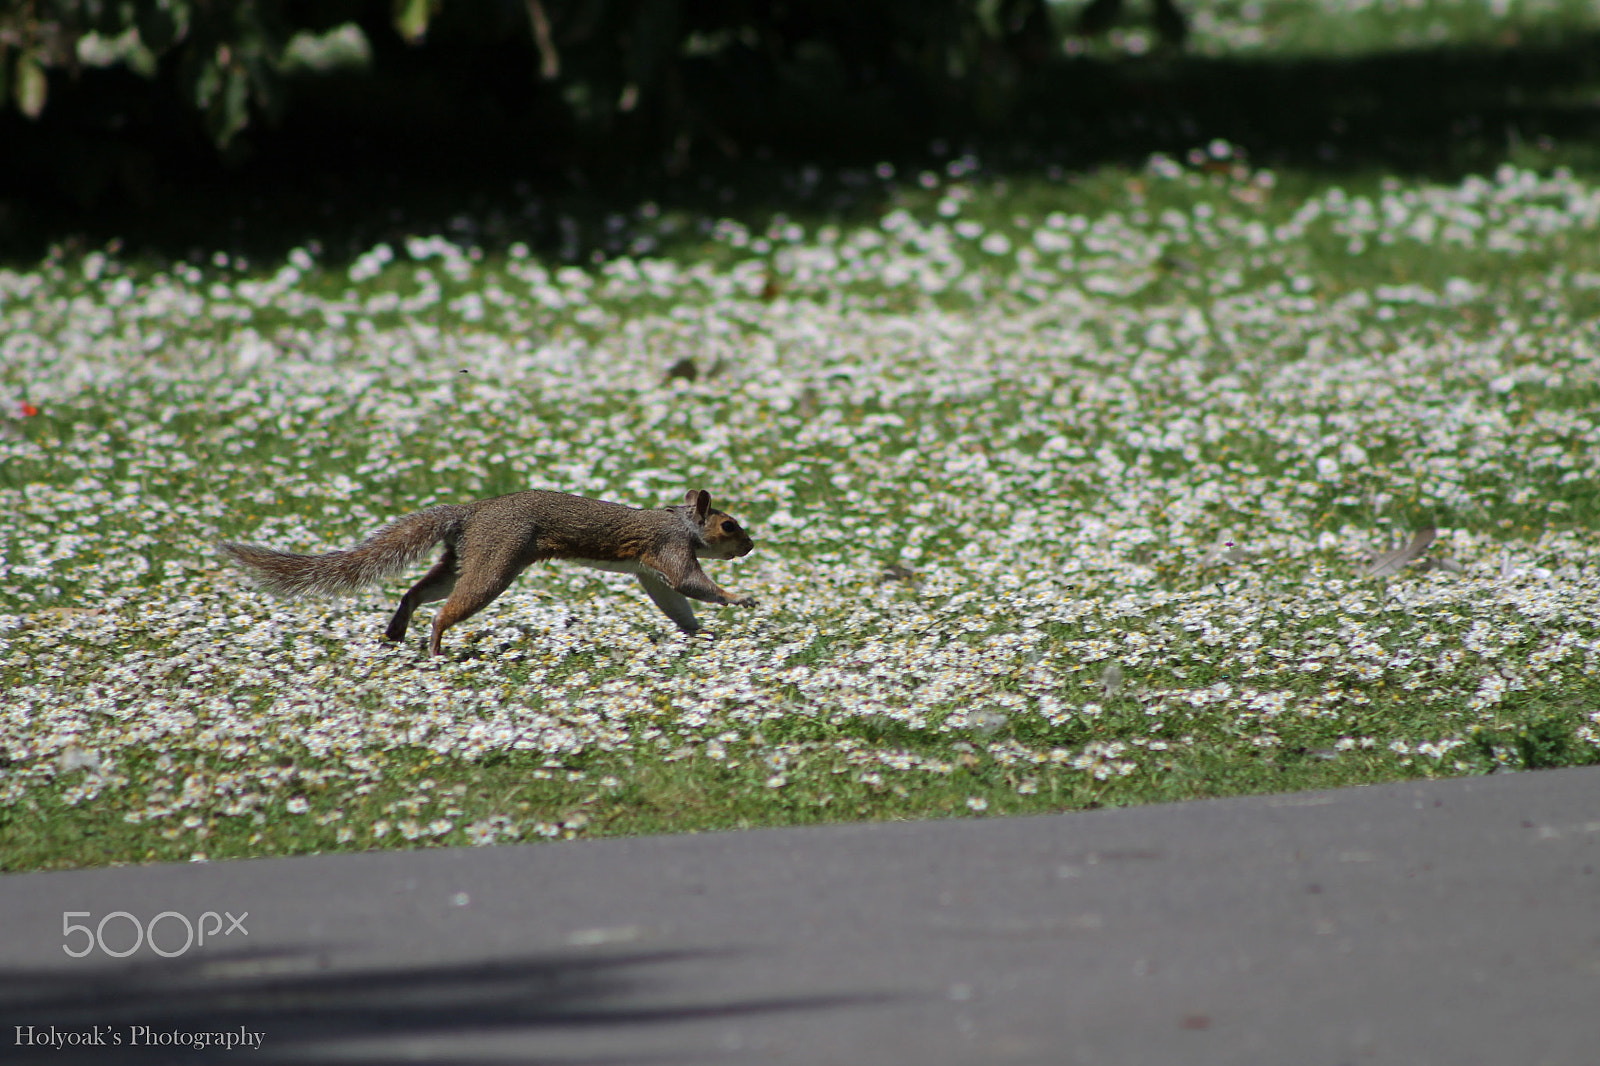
[3,0,1600,263]
[0,0,1068,186]
[1,0,1054,259]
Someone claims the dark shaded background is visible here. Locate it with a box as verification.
[6,0,1600,265]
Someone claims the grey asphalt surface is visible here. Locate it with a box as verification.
[3,766,1598,1065]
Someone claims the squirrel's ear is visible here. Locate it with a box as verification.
[686,489,711,519]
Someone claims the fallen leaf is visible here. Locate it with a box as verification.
[1360,527,1435,577]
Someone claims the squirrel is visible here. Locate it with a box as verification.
[219,488,756,657]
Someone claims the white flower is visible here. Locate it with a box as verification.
[979,232,1011,256]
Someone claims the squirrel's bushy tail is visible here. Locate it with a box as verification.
[220,505,468,598]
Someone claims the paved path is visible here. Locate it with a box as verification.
[3,766,1598,1064]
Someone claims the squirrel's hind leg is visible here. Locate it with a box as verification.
[427,548,527,656]
[386,548,459,644]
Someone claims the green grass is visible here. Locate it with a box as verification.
[7,106,1600,872]
[4,717,1538,873]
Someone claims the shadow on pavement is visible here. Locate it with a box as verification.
[1,945,892,1063]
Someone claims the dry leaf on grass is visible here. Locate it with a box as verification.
[1359,527,1436,577]
[880,564,919,584]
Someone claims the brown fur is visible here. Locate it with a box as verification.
[220,489,755,656]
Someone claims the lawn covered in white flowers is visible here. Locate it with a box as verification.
[4,152,1600,870]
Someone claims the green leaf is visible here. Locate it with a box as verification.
[194,54,223,109]
[14,52,46,120]
[209,65,252,146]
[195,52,252,147]
[393,0,440,45]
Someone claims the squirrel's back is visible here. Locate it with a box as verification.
[464,490,699,564]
